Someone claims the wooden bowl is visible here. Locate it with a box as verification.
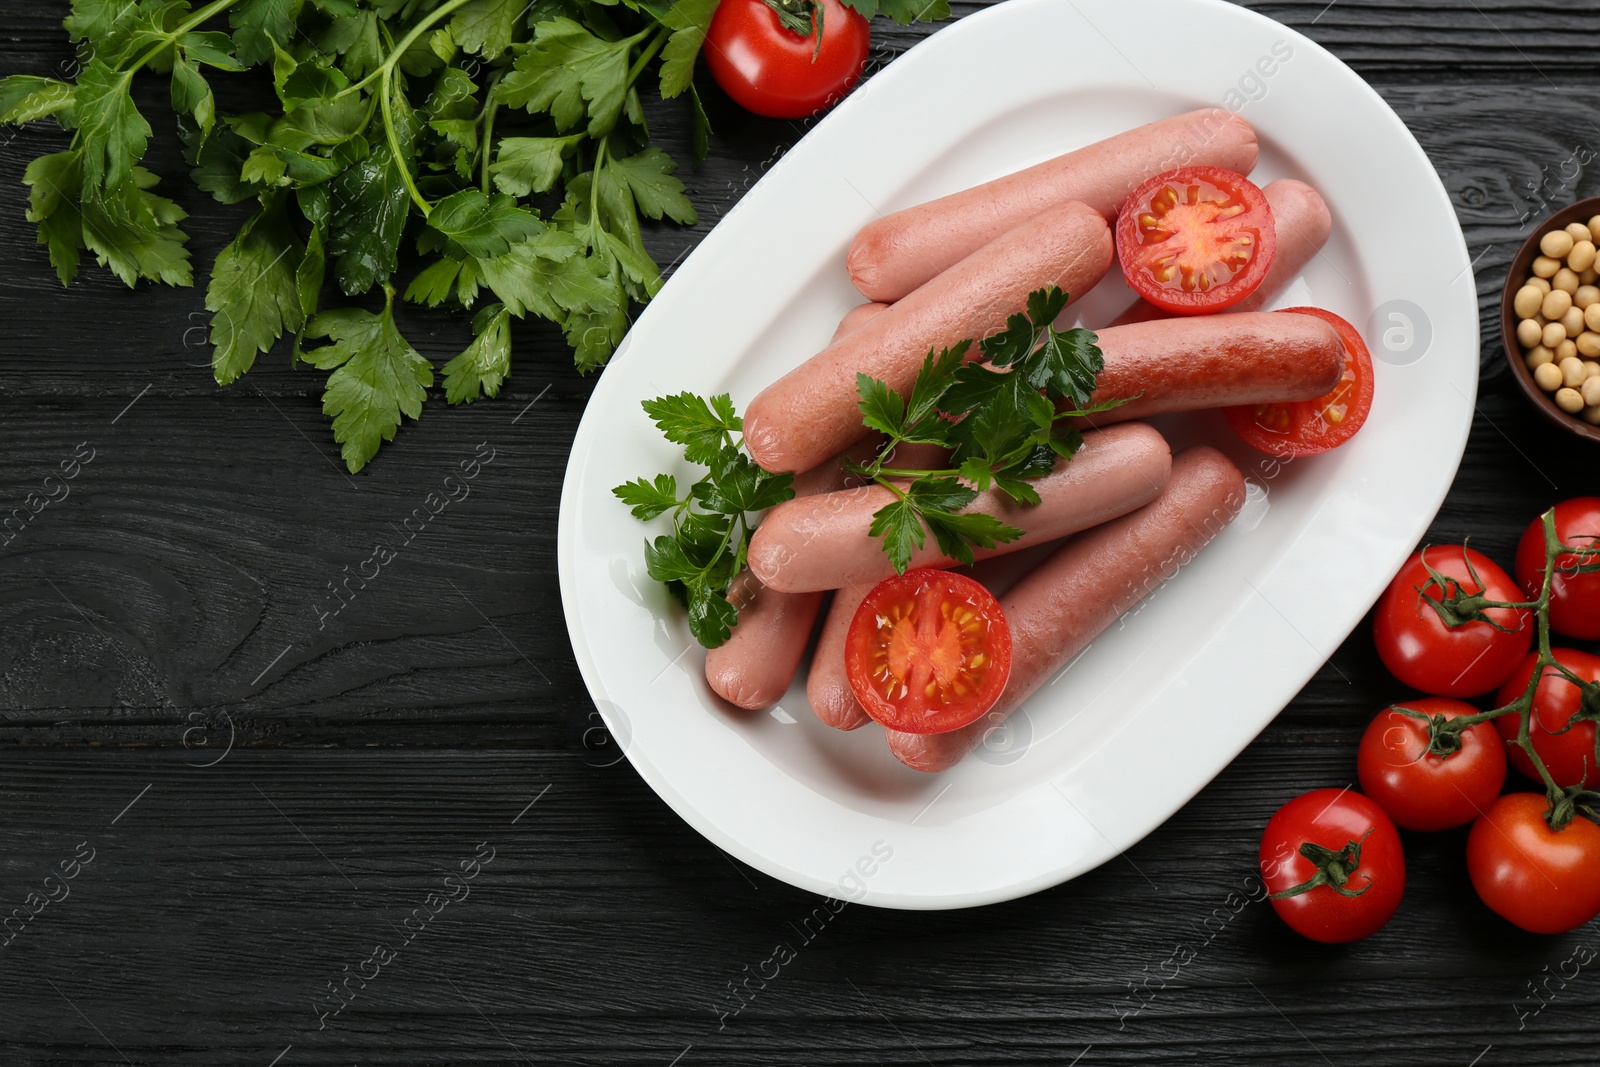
[1501,196,1600,444]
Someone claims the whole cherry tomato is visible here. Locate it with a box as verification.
[1515,498,1600,641]
[1356,698,1506,831]
[1371,545,1532,698]
[1493,649,1600,789]
[1260,789,1405,943]
[703,0,870,119]
[1467,793,1600,934]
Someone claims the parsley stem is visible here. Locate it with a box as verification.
[871,466,959,479]
[124,0,243,77]
[379,69,432,216]
[338,0,480,99]
[625,26,671,90]
[479,77,502,196]
[589,135,609,231]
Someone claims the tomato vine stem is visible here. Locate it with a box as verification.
[1415,510,1600,831]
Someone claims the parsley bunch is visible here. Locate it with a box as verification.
[0,0,947,472]
[849,286,1126,573]
[613,392,793,647]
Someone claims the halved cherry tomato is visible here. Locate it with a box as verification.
[844,568,1011,734]
[1467,793,1600,934]
[1371,545,1531,698]
[1357,698,1506,831]
[1493,649,1600,789]
[1225,307,1376,457]
[1114,166,1276,315]
[703,0,870,120]
[1259,788,1405,943]
[1515,498,1600,640]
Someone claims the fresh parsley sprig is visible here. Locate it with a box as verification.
[614,392,794,648]
[2,0,950,472]
[848,286,1130,574]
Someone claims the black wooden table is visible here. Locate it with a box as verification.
[3,1,1599,1063]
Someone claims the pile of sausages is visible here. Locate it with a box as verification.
[703,108,1342,773]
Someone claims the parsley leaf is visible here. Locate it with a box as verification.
[450,0,524,60]
[442,300,512,403]
[427,188,542,259]
[619,393,793,647]
[207,191,306,384]
[654,0,716,98]
[606,147,696,224]
[838,0,951,24]
[490,135,580,197]
[74,60,147,191]
[493,18,633,137]
[23,151,85,285]
[613,474,679,521]
[847,285,1106,569]
[868,496,926,575]
[231,0,300,67]
[642,392,740,465]
[0,75,77,126]
[300,284,434,472]
[327,138,412,295]
[80,170,193,287]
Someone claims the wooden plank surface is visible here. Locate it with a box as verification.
[3,0,1600,1064]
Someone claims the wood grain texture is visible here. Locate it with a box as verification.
[3,0,1600,1064]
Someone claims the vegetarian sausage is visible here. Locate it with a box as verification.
[749,422,1172,594]
[1108,179,1332,326]
[1080,312,1344,425]
[886,446,1247,772]
[744,200,1113,474]
[706,304,889,710]
[847,109,1259,303]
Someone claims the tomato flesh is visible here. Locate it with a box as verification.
[1493,649,1600,789]
[1225,307,1376,457]
[703,0,870,120]
[1468,793,1600,934]
[1371,545,1531,698]
[1259,788,1405,943]
[1515,497,1600,640]
[1115,166,1276,314]
[844,568,1011,734]
[1357,698,1506,831]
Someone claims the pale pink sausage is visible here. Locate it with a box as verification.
[848,110,1259,303]
[706,304,889,710]
[806,582,875,730]
[835,301,891,336]
[749,423,1172,594]
[1080,312,1344,425]
[745,201,1113,474]
[705,573,825,710]
[1108,179,1332,327]
[887,446,1247,772]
